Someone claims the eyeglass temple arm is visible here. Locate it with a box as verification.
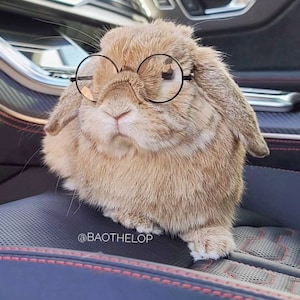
[70,75,93,82]
[183,74,193,81]
[70,74,192,82]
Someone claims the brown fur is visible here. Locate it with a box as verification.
[43,20,269,260]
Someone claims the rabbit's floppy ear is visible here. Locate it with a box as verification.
[44,82,81,136]
[44,55,96,135]
[192,46,269,158]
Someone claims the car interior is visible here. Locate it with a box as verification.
[0,0,300,299]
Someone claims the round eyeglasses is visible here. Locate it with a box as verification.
[70,54,192,103]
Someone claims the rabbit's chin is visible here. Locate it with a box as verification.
[87,134,136,159]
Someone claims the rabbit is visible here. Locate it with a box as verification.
[42,20,269,261]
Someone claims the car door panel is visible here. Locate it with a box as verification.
[145,0,300,91]
[201,0,300,92]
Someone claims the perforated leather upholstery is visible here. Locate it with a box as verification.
[0,165,299,299]
[193,227,300,295]
[0,192,192,267]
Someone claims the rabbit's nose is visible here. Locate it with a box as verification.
[113,111,131,121]
[103,109,131,122]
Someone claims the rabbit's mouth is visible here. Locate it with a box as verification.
[106,134,136,158]
[111,131,130,141]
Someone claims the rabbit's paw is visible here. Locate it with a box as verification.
[103,208,163,235]
[180,226,235,261]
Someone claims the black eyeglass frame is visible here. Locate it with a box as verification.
[70,53,193,104]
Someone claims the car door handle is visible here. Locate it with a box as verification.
[204,0,254,15]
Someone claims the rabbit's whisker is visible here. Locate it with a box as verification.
[55,176,61,194]
[66,190,76,217]
[34,18,99,44]
[21,147,42,174]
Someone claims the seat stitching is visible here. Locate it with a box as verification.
[246,165,300,175]
[239,77,300,83]
[290,280,300,295]
[0,117,44,134]
[194,259,300,299]
[269,148,300,152]
[276,229,295,264]
[0,255,253,300]
[266,139,300,145]
[194,260,214,272]
[0,111,45,127]
[0,246,294,299]
[223,262,276,286]
[239,228,266,252]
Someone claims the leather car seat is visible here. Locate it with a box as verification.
[0,165,299,299]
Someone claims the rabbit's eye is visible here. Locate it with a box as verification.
[162,69,174,80]
[137,54,184,103]
[162,58,175,80]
